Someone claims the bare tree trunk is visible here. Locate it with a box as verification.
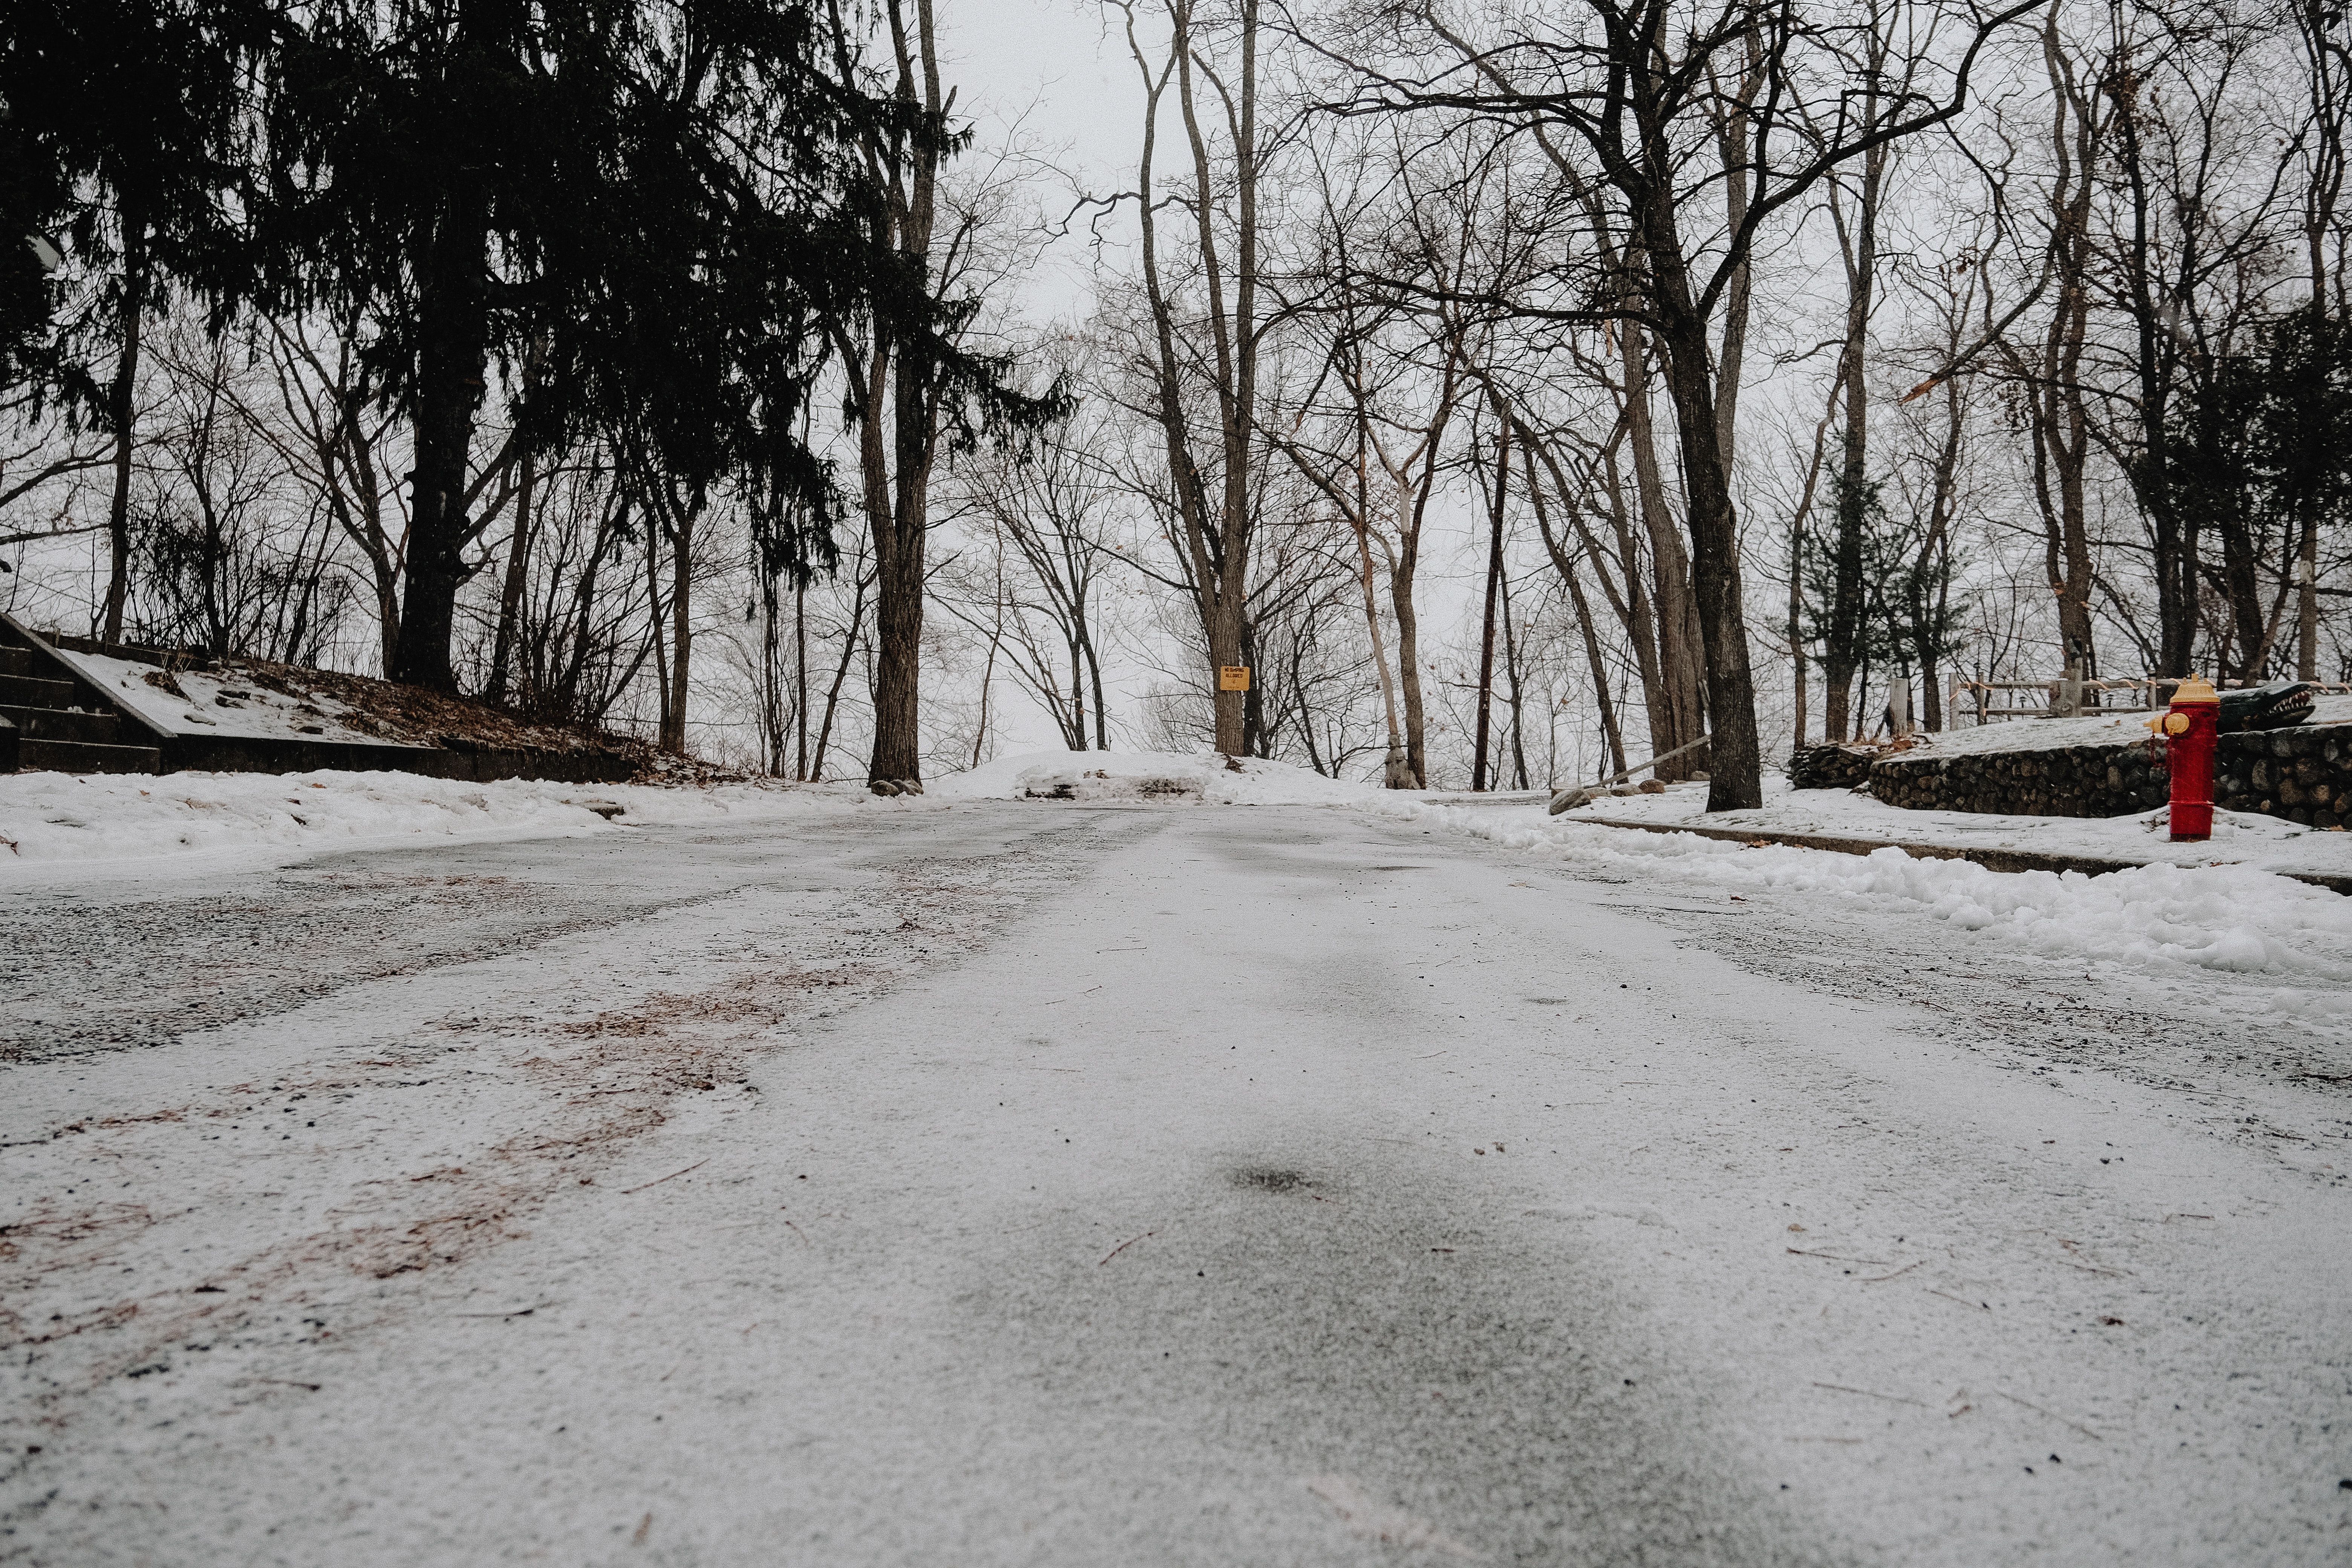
[645,518,670,743]
[858,0,945,789]
[973,568,1001,767]
[2296,0,2344,678]
[2021,17,2102,675]
[396,125,495,693]
[1620,320,1705,776]
[795,575,810,779]
[1500,562,1528,789]
[662,502,695,753]
[1473,419,1508,791]
[812,566,873,782]
[761,566,785,774]
[1565,559,1626,784]
[1645,239,1765,809]
[1709,27,1761,472]
[1518,439,1626,781]
[1788,517,1807,753]
[1815,7,1901,743]
[1913,374,1965,731]
[485,446,535,706]
[1386,478,1429,788]
[102,205,147,643]
[1125,0,1260,757]
[1352,449,1412,787]
[1183,0,1259,755]
[1086,619,1110,750]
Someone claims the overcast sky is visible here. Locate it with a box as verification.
[936,0,1145,326]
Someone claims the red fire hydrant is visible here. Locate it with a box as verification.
[2153,674,2220,841]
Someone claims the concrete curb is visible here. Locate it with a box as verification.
[1572,815,2352,898]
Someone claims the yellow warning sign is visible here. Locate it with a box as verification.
[1217,665,1252,692]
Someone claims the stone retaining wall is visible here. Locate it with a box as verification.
[1865,739,2166,818]
[1803,719,2352,827]
[2215,723,2352,827]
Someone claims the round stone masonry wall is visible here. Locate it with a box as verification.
[2214,722,2352,828]
[1854,720,2352,827]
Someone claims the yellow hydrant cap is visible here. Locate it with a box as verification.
[2170,674,2219,706]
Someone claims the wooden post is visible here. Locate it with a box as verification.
[2049,659,2085,719]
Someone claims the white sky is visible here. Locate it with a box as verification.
[937,0,1146,326]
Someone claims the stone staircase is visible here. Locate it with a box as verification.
[0,621,162,775]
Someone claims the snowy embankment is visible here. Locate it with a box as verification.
[9,748,2350,1004]
[0,749,1363,874]
[1379,794,2352,1012]
[928,748,1374,805]
[0,768,870,876]
[1571,772,2352,877]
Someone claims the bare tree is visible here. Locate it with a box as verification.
[1111,0,1266,757]
[943,404,1123,749]
[1311,0,2042,807]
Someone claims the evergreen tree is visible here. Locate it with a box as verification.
[1801,466,1966,735]
[2151,312,2352,682]
[254,0,1033,696]
[0,0,263,637]
[0,105,67,395]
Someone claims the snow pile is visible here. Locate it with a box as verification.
[51,649,415,747]
[1573,776,2352,877]
[0,769,864,874]
[1390,799,2352,1003]
[931,749,1377,806]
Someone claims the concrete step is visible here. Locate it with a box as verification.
[3,705,123,747]
[0,671,78,709]
[18,737,161,775]
[0,705,122,744]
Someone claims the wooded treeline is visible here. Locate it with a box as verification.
[6,0,2352,801]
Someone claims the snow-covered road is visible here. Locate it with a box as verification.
[4,803,2347,1565]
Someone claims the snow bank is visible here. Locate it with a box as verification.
[930,749,1377,806]
[1389,798,2352,1007]
[0,769,865,876]
[1571,776,2352,878]
[0,749,1371,875]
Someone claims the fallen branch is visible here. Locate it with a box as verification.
[1098,1230,1157,1266]
[622,1159,708,1194]
[1550,733,1712,813]
[1995,1389,2103,1441]
[1813,1382,1926,1407]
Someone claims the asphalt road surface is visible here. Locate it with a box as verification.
[3,804,2346,1566]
